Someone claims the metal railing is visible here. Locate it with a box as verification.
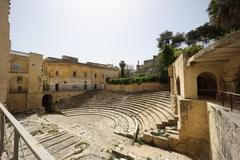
[198,89,240,112]
[43,84,105,92]
[0,103,55,160]
[220,91,240,112]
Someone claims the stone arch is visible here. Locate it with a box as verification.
[197,72,217,99]
[176,77,181,96]
[42,94,53,113]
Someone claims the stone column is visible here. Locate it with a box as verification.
[0,0,10,104]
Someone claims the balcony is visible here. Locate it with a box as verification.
[9,90,28,94]
[9,68,28,74]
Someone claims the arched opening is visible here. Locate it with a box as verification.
[42,94,53,113]
[235,70,240,93]
[55,83,59,91]
[176,77,181,96]
[197,72,217,99]
[84,81,87,90]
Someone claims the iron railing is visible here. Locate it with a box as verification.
[220,91,240,112]
[0,103,55,160]
[43,84,105,92]
[198,89,240,112]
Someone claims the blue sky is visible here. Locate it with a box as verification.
[10,0,210,66]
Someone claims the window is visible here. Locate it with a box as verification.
[17,77,23,83]
[56,71,59,76]
[55,83,59,91]
[12,63,21,70]
[84,72,87,78]
[95,73,97,78]
[17,86,22,92]
[73,71,77,77]
[64,81,67,84]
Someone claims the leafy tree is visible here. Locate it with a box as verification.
[207,0,240,30]
[157,31,173,49]
[157,31,185,49]
[125,64,135,77]
[172,32,186,48]
[119,60,126,78]
[183,45,204,57]
[186,23,227,45]
[159,45,175,78]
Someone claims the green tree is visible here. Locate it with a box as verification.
[159,45,175,78]
[157,31,173,49]
[183,45,204,57]
[207,0,240,30]
[172,32,185,48]
[119,60,126,78]
[157,31,185,49]
[186,23,226,45]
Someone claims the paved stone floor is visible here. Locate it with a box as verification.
[11,113,193,160]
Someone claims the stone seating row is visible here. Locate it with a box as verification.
[61,91,177,139]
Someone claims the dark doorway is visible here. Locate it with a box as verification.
[197,72,217,99]
[42,94,53,113]
[55,83,59,91]
[94,84,97,90]
[176,77,181,96]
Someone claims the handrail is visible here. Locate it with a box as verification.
[197,89,240,112]
[0,103,55,160]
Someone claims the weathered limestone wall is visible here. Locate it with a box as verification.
[43,61,119,91]
[7,94,27,113]
[0,0,10,104]
[27,53,43,109]
[208,102,240,160]
[168,97,209,160]
[170,54,223,99]
[51,91,86,102]
[106,82,169,92]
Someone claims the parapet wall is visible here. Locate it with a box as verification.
[106,82,169,92]
[170,97,209,160]
[207,102,240,160]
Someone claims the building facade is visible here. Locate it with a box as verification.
[7,51,43,112]
[42,55,119,92]
[136,55,160,76]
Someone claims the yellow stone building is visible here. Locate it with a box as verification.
[42,55,119,92]
[7,50,43,112]
[6,53,119,113]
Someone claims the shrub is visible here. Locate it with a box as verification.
[107,75,162,85]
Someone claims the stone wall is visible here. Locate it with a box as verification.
[7,93,27,112]
[106,82,169,92]
[0,0,10,104]
[169,97,209,160]
[43,60,119,91]
[208,102,240,160]
[50,91,86,102]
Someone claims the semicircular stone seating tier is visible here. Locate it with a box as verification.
[61,91,177,138]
